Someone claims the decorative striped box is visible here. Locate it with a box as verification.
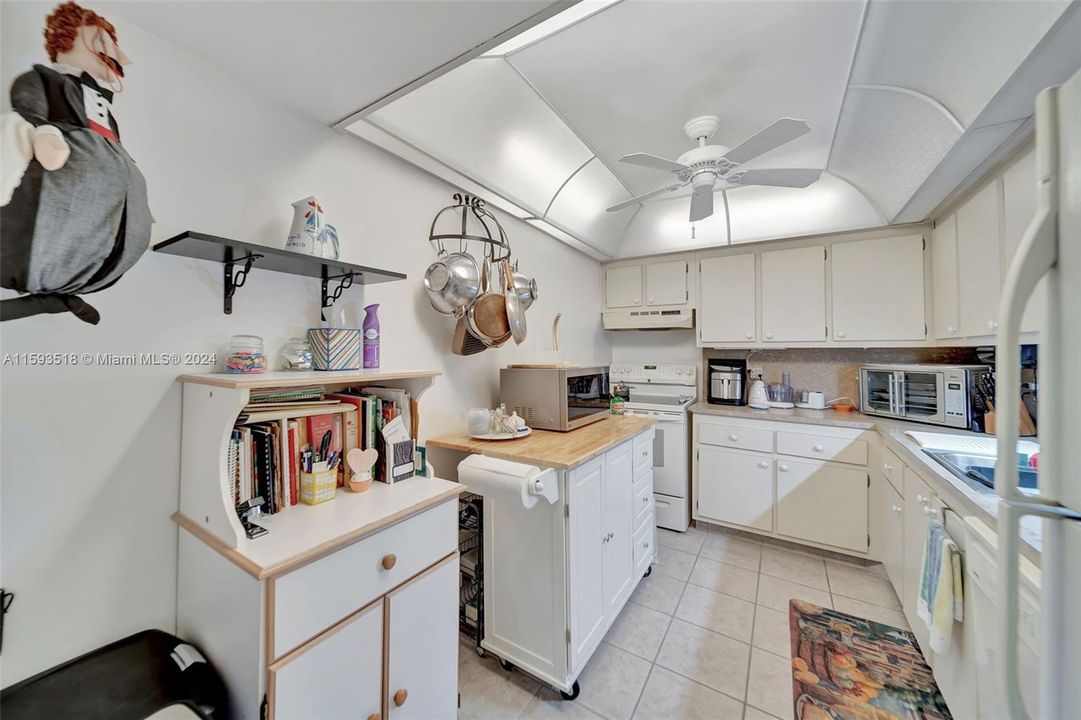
[307,328,362,370]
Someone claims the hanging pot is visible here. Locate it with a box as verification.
[424,251,480,316]
[503,261,527,345]
[466,256,510,347]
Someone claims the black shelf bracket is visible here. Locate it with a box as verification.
[321,267,362,310]
[223,247,262,315]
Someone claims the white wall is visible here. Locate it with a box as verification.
[0,2,609,686]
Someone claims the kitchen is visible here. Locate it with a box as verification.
[0,2,1078,720]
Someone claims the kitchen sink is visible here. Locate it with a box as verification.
[924,449,1039,492]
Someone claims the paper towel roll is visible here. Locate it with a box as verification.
[457,455,559,509]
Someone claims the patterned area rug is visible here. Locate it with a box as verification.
[789,599,952,720]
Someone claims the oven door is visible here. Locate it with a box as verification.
[861,368,902,417]
[565,369,612,430]
[899,370,946,424]
[625,409,687,498]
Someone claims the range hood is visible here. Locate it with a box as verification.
[602,308,695,330]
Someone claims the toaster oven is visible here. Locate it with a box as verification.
[858,363,990,429]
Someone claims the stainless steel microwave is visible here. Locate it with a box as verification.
[858,363,990,429]
[500,366,611,432]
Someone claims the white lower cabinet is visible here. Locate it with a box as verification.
[776,458,868,552]
[903,468,935,660]
[880,479,905,593]
[603,442,634,615]
[697,446,774,532]
[271,601,383,720]
[568,456,606,665]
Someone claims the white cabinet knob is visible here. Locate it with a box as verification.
[643,541,650,549]
[765,332,774,340]
[837,330,847,338]
[917,493,928,504]
[988,320,998,330]
[728,434,739,441]
[947,325,956,333]
[642,496,649,504]
[812,444,824,452]
[745,332,753,340]
[883,464,893,472]
[634,298,640,304]
[779,464,790,473]
[758,461,769,469]
[892,505,902,513]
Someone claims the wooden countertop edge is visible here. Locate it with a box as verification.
[172,484,465,580]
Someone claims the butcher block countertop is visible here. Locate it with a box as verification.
[426,415,654,470]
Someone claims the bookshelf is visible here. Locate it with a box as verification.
[176,369,443,556]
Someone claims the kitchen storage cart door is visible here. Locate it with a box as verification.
[602,441,634,616]
[568,456,606,673]
[760,245,826,342]
[270,601,383,720]
[830,235,926,341]
[699,254,756,343]
[697,446,773,532]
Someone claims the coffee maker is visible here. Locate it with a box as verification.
[707,359,747,405]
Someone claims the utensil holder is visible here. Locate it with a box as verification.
[307,328,361,370]
[346,470,373,493]
[300,468,337,505]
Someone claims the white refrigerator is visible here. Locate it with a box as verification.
[995,66,1081,719]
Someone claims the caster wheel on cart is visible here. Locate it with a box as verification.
[560,682,581,701]
[499,659,514,672]
[643,565,653,577]
[476,647,485,658]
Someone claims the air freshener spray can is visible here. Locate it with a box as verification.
[362,304,380,368]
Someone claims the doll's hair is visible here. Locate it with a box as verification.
[43,2,117,62]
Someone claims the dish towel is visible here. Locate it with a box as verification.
[917,520,964,653]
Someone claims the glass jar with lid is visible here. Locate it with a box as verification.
[279,337,313,371]
[225,334,267,374]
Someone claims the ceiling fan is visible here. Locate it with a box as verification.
[606,115,823,222]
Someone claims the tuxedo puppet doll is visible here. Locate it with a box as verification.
[0,2,151,324]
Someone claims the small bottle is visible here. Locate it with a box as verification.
[362,304,380,369]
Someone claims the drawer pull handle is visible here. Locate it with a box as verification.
[728,434,739,441]
[394,689,408,707]
[381,554,397,571]
[812,444,824,452]
[642,496,649,504]
[779,464,790,472]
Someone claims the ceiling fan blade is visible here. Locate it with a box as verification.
[618,152,689,173]
[606,183,684,212]
[727,168,823,188]
[722,118,811,165]
[688,186,714,222]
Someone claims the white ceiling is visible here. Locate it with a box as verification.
[100,0,563,124]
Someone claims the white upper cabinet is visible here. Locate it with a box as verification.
[761,245,827,342]
[699,253,756,344]
[830,235,926,342]
[605,265,642,308]
[956,180,1003,337]
[1002,149,1043,335]
[932,215,961,339]
[645,260,688,307]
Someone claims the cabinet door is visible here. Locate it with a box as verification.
[645,260,687,306]
[902,469,933,659]
[568,457,606,670]
[699,254,756,343]
[271,601,383,720]
[697,446,773,531]
[603,441,634,614]
[386,554,458,720]
[957,181,1002,337]
[931,216,961,339]
[881,480,905,596]
[761,245,826,342]
[605,265,643,308]
[776,458,867,552]
[1002,149,1044,334]
[831,236,926,341]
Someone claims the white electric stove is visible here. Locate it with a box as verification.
[610,363,697,532]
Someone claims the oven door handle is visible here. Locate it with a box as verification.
[887,374,896,415]
[895,372,906,416]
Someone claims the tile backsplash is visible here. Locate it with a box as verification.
[703,347,983,401]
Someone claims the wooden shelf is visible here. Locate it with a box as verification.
[177,369,440,389]
[153,231,406,314]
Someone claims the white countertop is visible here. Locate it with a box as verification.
[690,401,1043,562]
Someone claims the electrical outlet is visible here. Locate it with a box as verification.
[748,366,763,379]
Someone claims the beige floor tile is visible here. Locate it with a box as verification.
[756,574,832,613]
[607,601,673,661]
[521,687,607,719]
[630,572,686,615]
[751,606,792,658]
[655,618,751,701]
[832,595,910,630]
[745,648,794,720]
[826,560,901,609]
[743,704,784,720]
[688,557,759,602]
[656,546,698,582]
[632,666,744,720]
[458,645,541,720]
[658,526,708,555]
[575,642,652,720]
[676,583,756,643]
[699,534,762,571]
[760,546,829,591]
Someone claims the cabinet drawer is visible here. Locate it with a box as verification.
[633,518,653,572]
[633,430,654,478]
[698,422,772,453]
[881,447,905,494]
[776,431,867,466]
[272,500,457,658]
[633,476,653,525]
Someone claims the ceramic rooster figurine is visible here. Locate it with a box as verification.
[0,2,152,324]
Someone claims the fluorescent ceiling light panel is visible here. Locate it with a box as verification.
[483,0,621,57]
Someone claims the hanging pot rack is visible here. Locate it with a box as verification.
[428,193,511,261]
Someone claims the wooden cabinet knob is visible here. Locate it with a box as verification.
[382,554,397,570]
[394,688,408,707]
